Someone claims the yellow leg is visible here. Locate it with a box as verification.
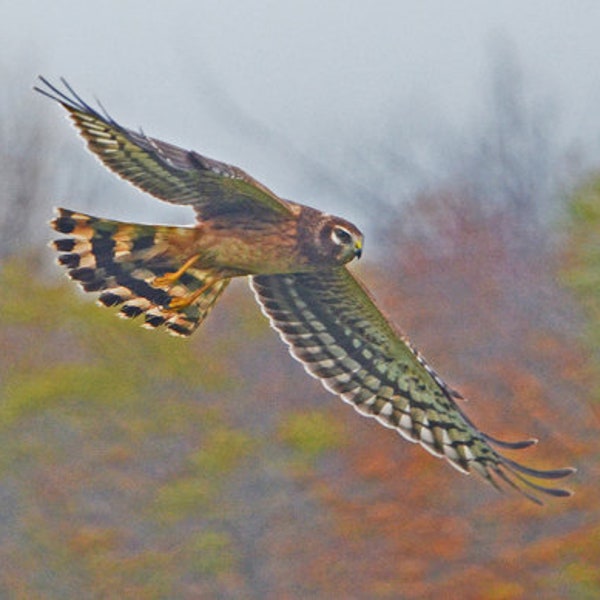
[168,281,213,310]
[153,254,201,288]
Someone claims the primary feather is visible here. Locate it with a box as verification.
[38,76,575,504]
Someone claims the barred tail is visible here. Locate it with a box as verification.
[50,208,229,336]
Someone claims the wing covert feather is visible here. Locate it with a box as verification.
[34,77,292,220]
[251,268,574,504]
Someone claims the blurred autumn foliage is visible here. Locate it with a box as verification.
[562,175,600,396]
[1,69,600,598]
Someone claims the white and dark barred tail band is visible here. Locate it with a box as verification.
[251,269,575,505]
[51,208,229,336]
[39,76,575,505]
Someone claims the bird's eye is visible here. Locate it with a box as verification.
[331,226,353,246]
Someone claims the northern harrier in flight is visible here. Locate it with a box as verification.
[35,77,575,504]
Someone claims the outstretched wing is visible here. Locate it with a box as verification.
[34,77,293,221]
[251,268,575,504]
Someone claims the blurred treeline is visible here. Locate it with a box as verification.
[1,59,599,599]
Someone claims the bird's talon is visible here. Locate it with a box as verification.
[153,254,201,288]
[168,281,213,310]
[153,273,177,287]
[168,296,192,310]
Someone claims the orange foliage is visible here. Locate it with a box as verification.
[264,188,600,598]
[2,187,599,598]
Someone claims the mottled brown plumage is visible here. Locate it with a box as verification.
[36,77,575,504]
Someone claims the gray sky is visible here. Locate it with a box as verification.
[3,1,600,225]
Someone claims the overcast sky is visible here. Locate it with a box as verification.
[3,1,600,225]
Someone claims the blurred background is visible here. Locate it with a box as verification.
[1,1,599,598]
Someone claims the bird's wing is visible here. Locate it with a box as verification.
[251,268,575,504]
[34,77,293,221]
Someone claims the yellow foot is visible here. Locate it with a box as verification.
[168,282,213,310]
[153,254,201,288]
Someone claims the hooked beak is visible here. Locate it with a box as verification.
[354,239,363,259]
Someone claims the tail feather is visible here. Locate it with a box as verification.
[50,208,229,336]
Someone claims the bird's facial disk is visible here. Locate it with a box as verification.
[330,223,363,263]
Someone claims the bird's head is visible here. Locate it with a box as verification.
[317,216,363,265]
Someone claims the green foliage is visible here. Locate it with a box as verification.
[0,255,263,596]
[2,178,600,600]
[562,562,600,600]
[564,177,600,302]
[188,530,236,576]
[153,477,216,522]
[278,409,344,460]
[154,427,256,523]
[563,174,600,399]
[1,364,139,426]
[0,256,233,428]
[189,428,256,475]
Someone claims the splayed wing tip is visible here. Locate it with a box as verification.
[502,455,576,480]
[490,456,576,505]
[483,433,539,450]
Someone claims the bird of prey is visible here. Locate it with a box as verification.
[35,77,574,504]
